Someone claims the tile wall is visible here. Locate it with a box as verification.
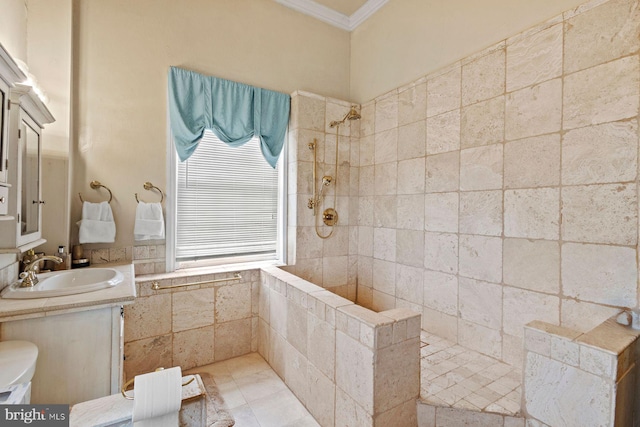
[349,0,640,365]
[122,268,260,381]
[286,91,360,300]
[259,266,421,427]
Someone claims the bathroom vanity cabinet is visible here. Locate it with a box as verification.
[0,263,135,405]
[0,43,54,250]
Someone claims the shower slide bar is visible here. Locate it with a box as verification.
[151,273,242,290]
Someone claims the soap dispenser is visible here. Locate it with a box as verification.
[53,245,70,270]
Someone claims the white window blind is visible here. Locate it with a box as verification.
[176,130,279,262]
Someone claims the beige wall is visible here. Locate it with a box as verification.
[71,0,351,248]
[350,0,588,102]
[27,0,72,255]
[0,0,27,61]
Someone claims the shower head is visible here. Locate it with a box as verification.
[329,105,361,127]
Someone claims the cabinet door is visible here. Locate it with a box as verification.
[17,114,42,245]
[0,78,8,183]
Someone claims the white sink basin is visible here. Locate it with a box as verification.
[1,268,124,299]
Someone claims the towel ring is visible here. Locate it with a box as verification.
[135,181,164,204]
[78,180,113,203]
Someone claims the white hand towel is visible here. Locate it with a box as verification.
[132,367,182,427]
[77,201,116,244]
[134,202,165,241]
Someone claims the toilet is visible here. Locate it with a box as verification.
[0,340,38,404]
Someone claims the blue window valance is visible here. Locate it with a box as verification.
[168,67,290,168]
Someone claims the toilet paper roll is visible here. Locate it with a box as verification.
[132,367,182,427]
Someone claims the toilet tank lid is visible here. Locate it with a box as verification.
[0,341,38,388]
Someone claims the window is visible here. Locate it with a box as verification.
[169,130,286,269]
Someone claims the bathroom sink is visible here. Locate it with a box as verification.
[1,268,124,299]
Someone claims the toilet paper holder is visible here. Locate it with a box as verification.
[121,367,195,400]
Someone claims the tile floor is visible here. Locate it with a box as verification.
[188,353,319,427]
[420,331,522,416]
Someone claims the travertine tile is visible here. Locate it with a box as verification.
[459,190,503,236]
[424,232,458,274]
[360,135,374,168]
[459,277,502,329]
[360,102,375,137]
[458,319,502,359]
[124,334,172,380]
[215,318,252,361]
[323,256,348,287]
[397,194,425,231]
[269,289,287,338]
[563,56,639,130]
[284,347,309,405]
[562,242,637,307]
[503,238,560,294]
[505,78,562,141]
[336,331,375,412]
[373,228,396,262]
[375,92,399,133]
[462,49,506,106]
[296,94,325,132]
[564,0,640,74]
[458,235,502,283]
[525,353,612,427]
[124,293,172,341]
[335,387,372,427]
[562,120,638,185]
[398,121,426,160]
[503,287,559,338]
[374,195,396,228]
[373,259,396,296]
[396,264,424,303]
[560,299,621,333]
[461,96,505,149]
[507,24,563,92]
[550,335,579,367]
[399,81,427,126]
[286,300,308,356]
[422,307,458,342]
[173,288,215,332]
[375,128,398,164]
[561,183,637,245]
[374,398,417,427]
[427,110,460,154]
[375,338,420,413]
[396,229,425,268]
[306,364,335,427]
[504,188,559,240]
[436,407,505,426]
[173,326,215,370]
[423,270,458,316]
[427,66,461,117]
[460,144,503,191]
[424,192,458,233]
[398,157,425,194]
[215,283,251,323]
[425,151,459,193]
[504,134,560,188]
[374,162,398,195]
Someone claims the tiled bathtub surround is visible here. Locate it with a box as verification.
[123,268,259,381]
[85,243,166,275]
[351,0,640,365]
[260,266,420,427]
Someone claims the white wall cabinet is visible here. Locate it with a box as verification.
[0,43,54,250]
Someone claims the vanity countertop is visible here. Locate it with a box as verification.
[0,263,136,323]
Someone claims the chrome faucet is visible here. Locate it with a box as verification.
[19,255,63,287]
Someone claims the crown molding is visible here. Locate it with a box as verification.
[349,0,388,29]
[276,0,388,31]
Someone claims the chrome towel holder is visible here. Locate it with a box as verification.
[78,180,113,203]
[135,181,164,204]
